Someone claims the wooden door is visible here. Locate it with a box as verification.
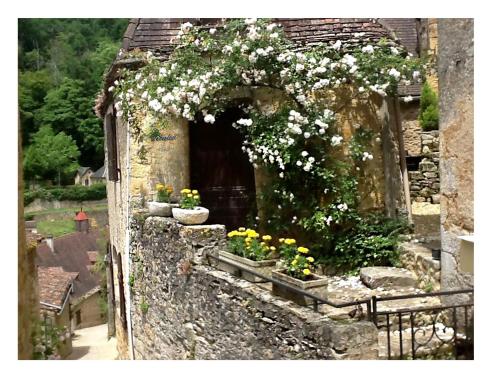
[190,108,256,230]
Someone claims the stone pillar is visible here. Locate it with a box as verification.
[437,19,474,301]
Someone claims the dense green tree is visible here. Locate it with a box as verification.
[419,82,439,131]
[18,19,128,178]
[23,125,80,185]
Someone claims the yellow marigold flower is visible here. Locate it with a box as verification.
[238,227,246,232]
[278,238,285,243]
[187,193,193,198]
[193,195,200,200]
[166,185,174,193]
[262,235,272,241]
[297,247,309,254]
[246,229,259,238]
[156,183,164,191]
[192,189,199,194]
[291,259,298,266]
[227,231,238,238]
[260,241,266,246]
[284,238,296,245]
[181,188,191,194]
[306,257,314,262]
[245,237,252,242]
[270,246,276,251]
[294,254,300,259]
[303,268,311,276]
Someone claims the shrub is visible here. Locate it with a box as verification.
[316,213,409,274]
[419,82,439,131]
[24,183,107,206]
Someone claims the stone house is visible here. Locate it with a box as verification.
[94,18,434,359]
[36,229,106,332]
[75,167,94,186]
[37,266,76,358]
[75,165,107,186]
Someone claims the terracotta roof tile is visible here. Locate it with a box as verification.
[38,266,77,309]
[36,231,101,299]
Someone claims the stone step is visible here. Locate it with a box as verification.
[360,267,418,289]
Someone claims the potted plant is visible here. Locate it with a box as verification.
[271,238,328,306]
[172,188,209,225]
[218,227,278,282]
[146,184,178,217]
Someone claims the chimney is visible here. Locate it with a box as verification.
[46,235,54,253]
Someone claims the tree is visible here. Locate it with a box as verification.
[23,125,80,185]
[419,82,439,131]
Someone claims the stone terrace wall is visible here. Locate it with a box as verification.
[408,130,440,203]
[129,216,378,360]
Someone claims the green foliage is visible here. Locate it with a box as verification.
[316,213,409,274]
[31,318,65,360]
[139,297,149,314]
[23,125,80,184]
[24,183,107,206]
[36,219,75,237]
[18,19,128,174]
[419,82,439,130]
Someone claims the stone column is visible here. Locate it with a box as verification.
[437,19,474,302]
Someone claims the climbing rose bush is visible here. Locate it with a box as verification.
[111,18,423,271]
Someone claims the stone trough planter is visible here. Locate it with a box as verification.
[271,269,328,306]
[172,206,209,225]
[146,202,179,217]
[218,250,277,283]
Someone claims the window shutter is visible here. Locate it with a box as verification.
[115,250,127,330]
[105,111,119,181]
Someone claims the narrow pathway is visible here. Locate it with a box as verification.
[67,324,117,360]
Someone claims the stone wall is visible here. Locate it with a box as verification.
[25,199,107,213]
[129,216,378,360]
[408,130,440,203]
[399,242,441,291]
[72,289,106,330]
[437,19,474,303]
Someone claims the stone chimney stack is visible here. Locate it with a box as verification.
[45,235,54,253]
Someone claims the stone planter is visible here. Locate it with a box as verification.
[146,202,179,217]
[271,269,328,306]
[172,206,209,225]
[218,250,277,283]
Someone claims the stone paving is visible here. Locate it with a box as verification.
[67,324,117,360]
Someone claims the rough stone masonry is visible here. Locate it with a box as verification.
[129,216,378,360]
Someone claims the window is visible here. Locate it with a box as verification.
[115,248,127,330]
[406,156,423,172]
[85,179,89,186]
[105,107,119,181]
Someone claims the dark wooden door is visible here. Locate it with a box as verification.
[190,108,256,230]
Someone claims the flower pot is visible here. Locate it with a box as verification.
[146,202,179,217]
[218,250,277,283]
[271,269,328,306]
[172,206,209,225]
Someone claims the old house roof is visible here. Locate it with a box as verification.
[91,165,107,179]
[36,231,101,299]
[38,266,77,312]
[77,167,92,177]
[96,18,421,116]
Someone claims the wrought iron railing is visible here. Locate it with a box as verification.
[371,289,474,359]
[207,254,474,360]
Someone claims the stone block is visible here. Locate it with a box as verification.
[359,267,417,289]
[420,161,438,172]
[431,194,441,204]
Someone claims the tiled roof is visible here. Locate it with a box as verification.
[36,231,101,299]
[87,251,98,263]
[38,266,77,311]
[124,18,396,54]
[91,165,107,179]
[96,18,419,116]
[77,167,92,177]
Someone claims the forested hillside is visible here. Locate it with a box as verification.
[18,19,128,185]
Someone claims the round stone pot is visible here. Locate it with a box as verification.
[172,206,209,225]
[146,202,179,217]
